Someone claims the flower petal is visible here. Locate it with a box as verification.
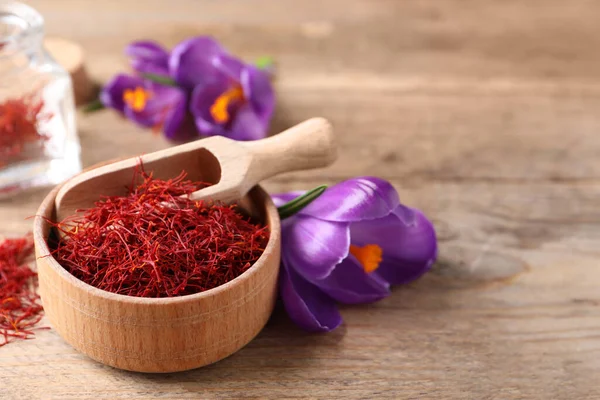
[190,81,232,136]
[282,215,350,281]
[350,205,437,285]
[191,82,268,141]
[100,74,143,113]
[168,36,229,89]
[124,82,186,131]
[101,74,188,140]
[241,66,275,124]
[227,103,268,141]
[313,256,390,304]
[279,261,342,332]
[164,110,199,143]
[158,90,187,138]
[125,40,169,75]
[213,53,245,81]
[300,177,400,222]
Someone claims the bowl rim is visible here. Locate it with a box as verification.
[33,182,281,306]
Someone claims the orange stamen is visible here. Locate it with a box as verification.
[123,87,152,112]
[349,244,383,273]
[210,85,245,124]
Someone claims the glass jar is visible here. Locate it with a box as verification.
[0,1,81,197]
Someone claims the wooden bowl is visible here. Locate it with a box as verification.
[33,178,281,373]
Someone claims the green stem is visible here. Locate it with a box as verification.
[277,185,327,220]
[141,73,178,87]
[83,98,105,113]
[255,56,274,70]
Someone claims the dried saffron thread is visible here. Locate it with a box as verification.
[0,93,51,167]
[0,234,47,347]
[51,164,269,298]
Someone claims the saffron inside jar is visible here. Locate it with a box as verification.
[0,94,51,168]
[51,165,269,298]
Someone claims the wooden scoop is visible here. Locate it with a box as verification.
[55,117,336,222]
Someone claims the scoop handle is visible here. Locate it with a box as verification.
[242,117,337,182]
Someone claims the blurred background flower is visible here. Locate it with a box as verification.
[100,74,193,141]
[98,36,275,142]
[172,37,275,141]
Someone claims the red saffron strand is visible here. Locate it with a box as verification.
[51,164,269,298]
[0,93,51,167]
[0,234,47,347]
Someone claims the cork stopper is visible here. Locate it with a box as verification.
[44,37,97,106]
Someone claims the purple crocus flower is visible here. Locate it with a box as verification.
[169,36,275,141]
[272,177,438,332]
[106,36,273,142]
[100,74,194,142]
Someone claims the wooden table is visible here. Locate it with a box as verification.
[2,1,599,398]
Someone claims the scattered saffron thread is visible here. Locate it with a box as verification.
[51,164,269,298]
[0,234,47,347]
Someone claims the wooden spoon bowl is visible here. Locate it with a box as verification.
[33,177,281,373]
[55,117,335,221]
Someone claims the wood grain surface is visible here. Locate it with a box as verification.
[1,0,599,398]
